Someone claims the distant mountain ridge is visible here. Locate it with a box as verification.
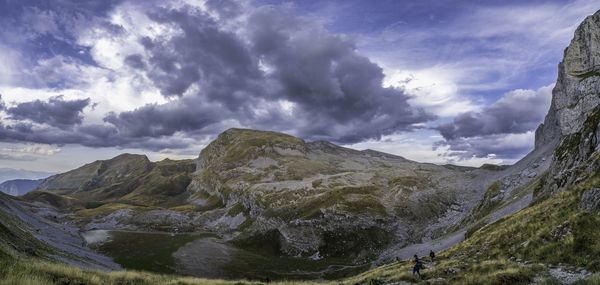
[0,178,45,196]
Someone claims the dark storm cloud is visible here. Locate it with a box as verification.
[244,5,434,142]
[436,87,551,140]
[435,86,552,159]
[100,3,434,146]
[103,98,223,138]
[6,96,90,129]
[143,6,261,99]
[124,54,146,70]
[0,121,188,151]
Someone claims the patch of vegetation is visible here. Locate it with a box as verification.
[575,70,600,81]
[389,175,434,190]
[555,131,583,166]
[274,160,337,181]
[76,203,140,217]
[210,128,305,165]
[465,219,487,239]
[533,171,552,204]
[479,164,510,171]
[23,191,81,209]
[471,181,503,220]
[168,204,200,212]
[260,185,387,220]
[555,106,600,167]
[85,201,107,209]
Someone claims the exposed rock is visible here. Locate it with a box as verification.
[550,220,572,241]
[580,188,600,211]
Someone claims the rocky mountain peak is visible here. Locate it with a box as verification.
[36,153,152,192]
[197,128,307,169]
[536,11,600,148]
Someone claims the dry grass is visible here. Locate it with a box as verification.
[0,255,336,285]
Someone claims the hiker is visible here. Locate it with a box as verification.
[413,254,423,280]
[430,250,435,262]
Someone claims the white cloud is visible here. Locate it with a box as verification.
[382,65,482,117]
[0,142,62,161]
[0,44,25,86]
[345,130,507,167]
[1,144,61,156]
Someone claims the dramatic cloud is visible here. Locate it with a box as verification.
[0,1,435,150]
[435,85,553,159]
[243,5,434,142]
[6,96,90,129]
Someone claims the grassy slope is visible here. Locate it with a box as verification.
[346,170,600,285]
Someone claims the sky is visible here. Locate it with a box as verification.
[0,0,597,175]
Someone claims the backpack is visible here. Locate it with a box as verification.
[417,259,423,269]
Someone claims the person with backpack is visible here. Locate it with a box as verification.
[430,250,435,262]
[413,254,423,280]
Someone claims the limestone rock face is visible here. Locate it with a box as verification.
[554,11,600,136]
[534,11,600,198]
[536,11,600,146]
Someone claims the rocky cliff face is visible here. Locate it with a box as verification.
[535,11,600,200]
